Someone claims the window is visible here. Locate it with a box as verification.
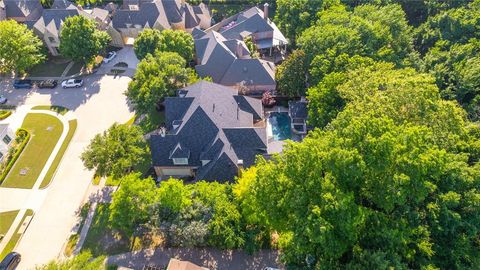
[173,158,188,165]
[0,152,3,160]
[3,135,11,144]
[48,36,56,43]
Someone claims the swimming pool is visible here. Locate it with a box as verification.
[268,112,292,141]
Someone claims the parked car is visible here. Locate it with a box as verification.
[13,80,32,89]
[61,79,83,88]
[36,80,58,89]
[103,51,117,64]
[0,95,7,104]
[0,252,21,270]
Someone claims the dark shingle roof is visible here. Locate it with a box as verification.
[4,0,43,20]
[150,81,266,182]
[289,100,308,119]
[194,30,275,87]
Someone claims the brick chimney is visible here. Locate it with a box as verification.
[263,3,269,20]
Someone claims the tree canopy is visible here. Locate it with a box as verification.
[59,15,110,64]
[81,123,148,179]
[35,251,106,270]
[237,63,480,269]
[0,20,45,74]
[275,50,308,97]
[134,28,163,60]
[126,51,198,114]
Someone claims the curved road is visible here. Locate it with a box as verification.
[0,74,134,269]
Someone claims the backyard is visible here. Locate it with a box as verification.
[1,113,63,189]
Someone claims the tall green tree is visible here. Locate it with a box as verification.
[36,251,106,270]
[0,20,45,75]
[126,51,199,114]
[81,123,148,178]
[59,15,110,64]
[240,65,480,268]
[133,28,162,60]
[274,0,324,46]
[275,50,308,97]
[109,173,158,235]
[157,29,194,61]
[298,3,414,83]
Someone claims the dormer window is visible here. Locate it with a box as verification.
[173,158,188,165]
[201,160,210,166]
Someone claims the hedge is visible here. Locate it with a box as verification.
[0,128,31,185]
[0,111,12,120]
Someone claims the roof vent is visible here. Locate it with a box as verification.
[243,67,248,73]
[178,90,188,97]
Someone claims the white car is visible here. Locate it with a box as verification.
[0,95,7,104]
[103,51,117,64]
[61,79,83,88]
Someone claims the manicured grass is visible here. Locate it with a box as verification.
[0,110,12,120]
[82,203,131,257]
[138,109,165,134]
[64,233,80,257]
[66,62,84,76]
[0,210,19,236]
[0,209,33,260]
[1,114,63,189]
[28,58,70,77]
[32,105,69,115]
[40,119,77,189]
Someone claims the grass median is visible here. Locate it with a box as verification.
[0,209,33,260]
[40,119,77,189]
[1,113,63,189]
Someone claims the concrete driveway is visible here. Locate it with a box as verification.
[0,74,134,269]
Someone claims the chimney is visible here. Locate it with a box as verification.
[237,160,244,176]
[263,3,269,20]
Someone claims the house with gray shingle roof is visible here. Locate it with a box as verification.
[150,80,267,182]
[109,0,211,46]
[32,0,112,56]
[206,4,287,56]
[2,0,43,22]
[194,29,276,95]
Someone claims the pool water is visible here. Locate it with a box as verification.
[269,112,292,141]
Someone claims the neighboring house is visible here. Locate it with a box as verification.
[193,29,276,94]
[166,258,209,270]
[150,81,267,182]
[2,0,43,22]
[0,124,15,162]
[110,0,211,46]
[205,4,288,56]
[32,0,112,56]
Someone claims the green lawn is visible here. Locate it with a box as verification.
[66,62,84,76]
[32,105,69,116]
[40,119,77,189]
[82,203,131,257]
[1,114,63,189]
[138,109,165,134]
[0,210,19,236]
[28,58,70,77]
[0,209,33,260]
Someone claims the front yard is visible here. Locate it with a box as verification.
[0,209,33,259]
[27,57,71,77]
[1,113,63,189]
[0,210,19,237]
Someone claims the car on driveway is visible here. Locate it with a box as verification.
[0,95,7,104]
[13,80,32,89]
[103,51,117,64]
[0,252,21,270]
[61,79,83,88]
[36,80,58,89]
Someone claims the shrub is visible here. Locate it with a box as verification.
[0,110,12,120]
[0,128,30,184]
[262,91,276,107]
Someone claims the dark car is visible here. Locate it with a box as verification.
[36,80,58,89]
[13,80,32,89]
[0,252,21,270]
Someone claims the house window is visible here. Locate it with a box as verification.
[0,152,3,160]
[173,158,188,165]
[48,36,56,43]
[3,135,11,144]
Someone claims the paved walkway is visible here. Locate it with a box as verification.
[108,248,282,270]
[0,108,71,254]
[9,74,134,269]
